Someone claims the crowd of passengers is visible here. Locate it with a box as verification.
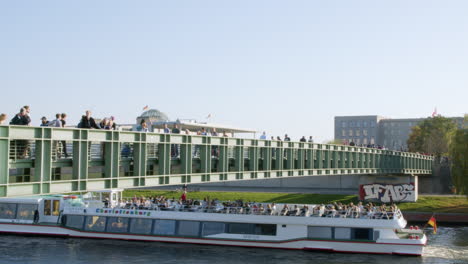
[111,195,399,219]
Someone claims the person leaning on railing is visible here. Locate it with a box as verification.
[0,113,7,125]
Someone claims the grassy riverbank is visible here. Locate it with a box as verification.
[123,190,468,214]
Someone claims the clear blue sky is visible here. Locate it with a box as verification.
[1,1,467,142]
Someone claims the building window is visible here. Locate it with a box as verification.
[342,130,346,137]
[356,130,360,136]
[341,121,347,128]
[350,122,354,128]
[370,121,375,127]
[356,121,361,127]
[363,138,368,145]
[349,130,353,136]
[371,137,375,144]
[363,121,368,127]
[363,129,368,136]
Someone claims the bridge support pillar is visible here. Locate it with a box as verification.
[359,174,419,202]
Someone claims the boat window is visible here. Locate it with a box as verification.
[177,221,200,237]
[84,216,107,232]
[16,204,38,220]
[255,224,276,236]
[153,220,176,235]
[107,217,129,233]
[308,226,332,239]
[227,223,276,236]
[334,227,351,240]
[352,228,373,240]
[52,200,60,216]
[373,230,380,240]
[228,223,254,235]
[129,218,153,235]
[44,200,52,216]
[0,203,17,219]
[65,215,85,229]
[202,222,226,236]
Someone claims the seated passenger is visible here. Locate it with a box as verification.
[300,205,309,216]
[329,206,337,217]
[319,205,325,217]
[280,204,289,216]
[259,204,265,215]
[292,205,300,216]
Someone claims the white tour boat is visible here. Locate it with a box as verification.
[0,189,426,256]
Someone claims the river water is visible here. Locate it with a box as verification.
[0,226,466,264]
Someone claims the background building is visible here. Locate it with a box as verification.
[334,115,383,147]
[335,115,464,151]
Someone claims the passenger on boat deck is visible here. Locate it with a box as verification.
[318,205,325,217]
[292,205,300,216]
[329,206,337,217]
[300,205,309,216]
[281,204,289,216]
[259,204,265,214]
[266,204,272,215]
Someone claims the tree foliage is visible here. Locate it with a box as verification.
[449,115,468,195]
[407,116,458,157]
[325,139,344,145]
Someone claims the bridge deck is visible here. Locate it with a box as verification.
[0,126,433,197]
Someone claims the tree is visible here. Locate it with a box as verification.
[325,139,344,145]
[449,115,468,195]
[407,116,458,157]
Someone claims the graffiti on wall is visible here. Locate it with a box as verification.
[359,183,416,203]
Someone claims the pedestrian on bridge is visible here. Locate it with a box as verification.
[0,113,7,125]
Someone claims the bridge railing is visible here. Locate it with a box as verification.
[0,125,434,197]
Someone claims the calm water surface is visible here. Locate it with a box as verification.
[0,226,466,264]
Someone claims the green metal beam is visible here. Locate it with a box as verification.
[0,125,434,197]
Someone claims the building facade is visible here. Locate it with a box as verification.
[335,115,464,151]
[334,116,383,147]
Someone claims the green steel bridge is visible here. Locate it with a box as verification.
[0,125,433,197]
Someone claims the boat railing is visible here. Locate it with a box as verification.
[108,202,401,220]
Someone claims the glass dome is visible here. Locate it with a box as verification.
[139,109,170,122]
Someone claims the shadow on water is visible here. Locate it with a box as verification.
[0,227,467,264]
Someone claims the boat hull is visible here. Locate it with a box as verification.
[0,223,424,256]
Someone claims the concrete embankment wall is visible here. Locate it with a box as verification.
[190,174,419,194]
[403,212,468,224]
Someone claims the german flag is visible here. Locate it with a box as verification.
[427,216,437,234]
